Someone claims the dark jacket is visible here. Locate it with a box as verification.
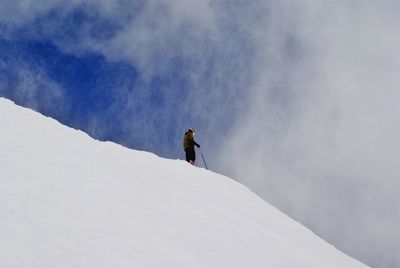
[183,131,200,151]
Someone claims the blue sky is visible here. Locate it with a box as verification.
[0,2,254,158]
[1,1,400,268]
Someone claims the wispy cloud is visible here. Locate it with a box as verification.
[217,2,400,267]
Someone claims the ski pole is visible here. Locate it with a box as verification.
[199,148,208,170]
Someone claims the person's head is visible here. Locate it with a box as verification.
[188,128,196,136]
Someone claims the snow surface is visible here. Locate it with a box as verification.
[0,97,368,268]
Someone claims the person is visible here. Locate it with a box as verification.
[183,128,200,165]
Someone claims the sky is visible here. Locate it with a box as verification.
[0,1,399,267]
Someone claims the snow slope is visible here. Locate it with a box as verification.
[0,97,368,268]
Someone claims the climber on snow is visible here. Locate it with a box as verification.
[183,128,200,165]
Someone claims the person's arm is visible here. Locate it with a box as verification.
[193,140,200,148]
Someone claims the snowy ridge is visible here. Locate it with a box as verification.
[0,97,368,268]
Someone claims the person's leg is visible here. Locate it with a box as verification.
[188,149,195,165]
[185,149,190,163]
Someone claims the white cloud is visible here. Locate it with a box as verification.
[217,2,400,267]
[0,63,66,113]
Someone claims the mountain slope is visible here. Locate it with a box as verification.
[0,97,368,268]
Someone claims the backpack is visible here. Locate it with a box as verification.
[183,131,192,150]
